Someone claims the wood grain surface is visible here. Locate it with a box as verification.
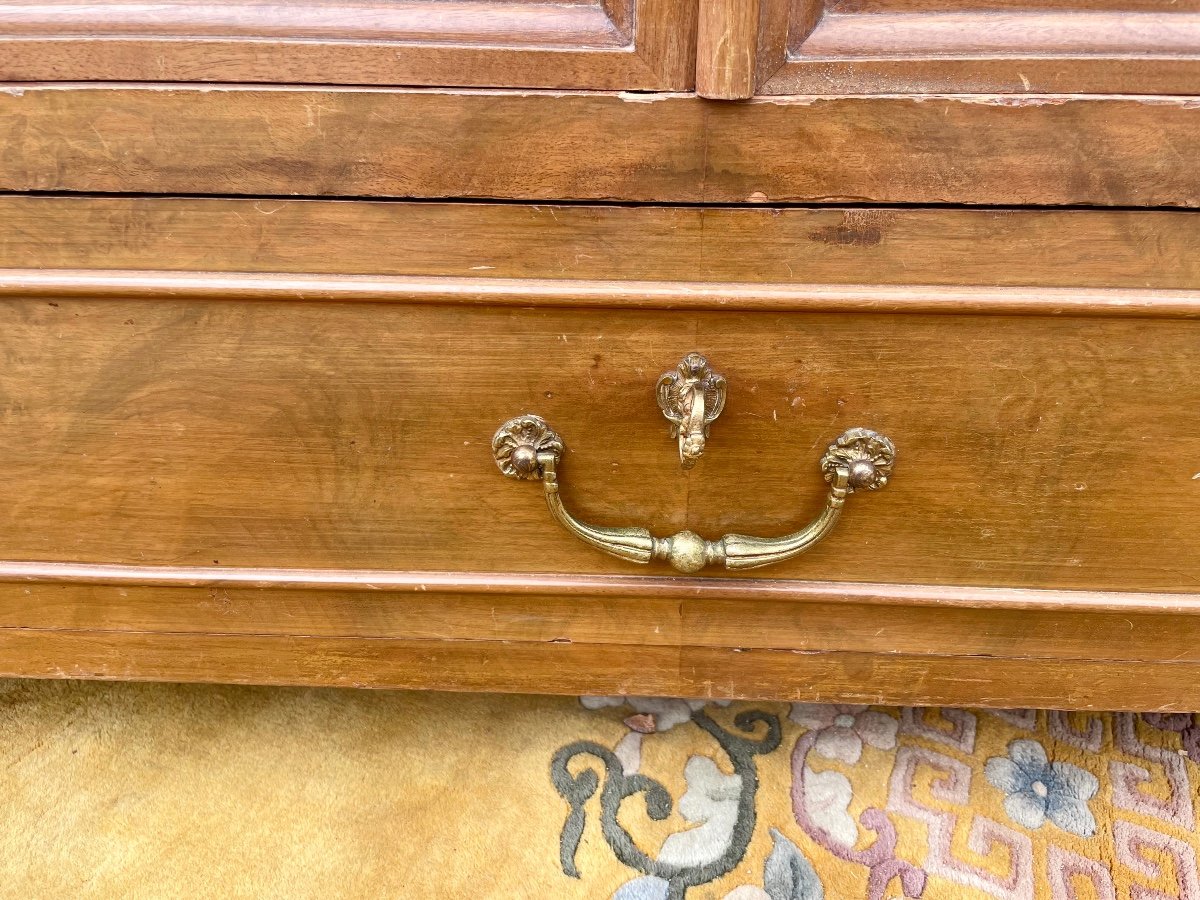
[3,195,1199,703]
[749,0,1200,94]
[7,628,1200,711]
[0,0,698,91]
[6,574,1200,661]
[2,0,1193,95]
[2,296,1199,591]
[696,0,760,98]
[8,270,1200,318]
[3,197,1199,291]
[2,86,1198,206]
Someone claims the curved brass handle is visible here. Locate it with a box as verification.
[492,415,895,574]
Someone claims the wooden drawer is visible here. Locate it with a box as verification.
[3,196,1200,708]
[4,295,1200,594]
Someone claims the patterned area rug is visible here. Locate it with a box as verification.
[2,680,1198,899]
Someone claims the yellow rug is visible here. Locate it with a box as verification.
[2,679,1198,899]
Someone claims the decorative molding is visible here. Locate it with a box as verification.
[4,269,1200,318]
[1,559,1199,614]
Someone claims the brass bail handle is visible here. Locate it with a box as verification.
[492,414,895,574]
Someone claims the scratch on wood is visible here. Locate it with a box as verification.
[616,92,677,103]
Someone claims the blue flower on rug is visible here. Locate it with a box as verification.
[985,739,1099,836]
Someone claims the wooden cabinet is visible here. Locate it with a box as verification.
[0,0,697,89]
[1,12,1199,708]
[3,0,1196,94]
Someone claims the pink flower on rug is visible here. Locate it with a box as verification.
[582,696,730,733]
[579,696,733,776]
[790,704,898,764]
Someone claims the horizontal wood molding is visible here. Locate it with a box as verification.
[801,12,1200,58]
[6,566,1200,705]
[4,269,1200,318]
[4,199,1200,293]
[2,86,1199,205]
[11,581,1200,667]
[5,628,1199,710]
[3,560,1199,615]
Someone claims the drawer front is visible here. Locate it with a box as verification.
[5,195,1200,706]
[0,0,696,90]
[2,295,1198,592]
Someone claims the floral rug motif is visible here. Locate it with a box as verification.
[555,698,1200,900]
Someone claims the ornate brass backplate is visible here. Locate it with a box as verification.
[655,353,726,469]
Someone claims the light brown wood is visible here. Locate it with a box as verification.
[3,296,1200,591]
[696,0,760,99]
[5,628,1200,711]
[2,3,1196,714]
[7,561,1200,613]
[0,0,698,90]
[3,86,1200,206]
[1,198,1198,596]
[3,195,1199,706]
[750,0,1200,94]
[7,570,1200,664]
[7,269,1200,318]
[4,197,1200,291]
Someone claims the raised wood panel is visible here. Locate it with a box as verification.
[2,296,1200,592]
[0,0,697,90]
[717,0,1200,96]
[2,86,1197,207]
